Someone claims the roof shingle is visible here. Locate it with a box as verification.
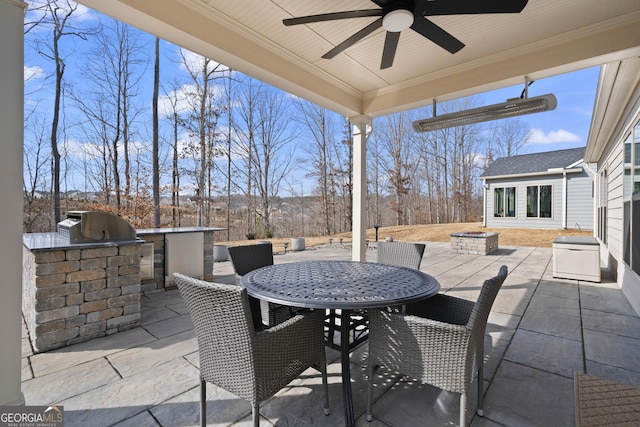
[480,147,585,178]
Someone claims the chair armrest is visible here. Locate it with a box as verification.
[376,310,470,348]
[370,310,471,364]
[405,294,474,325]
[254,309,325,353]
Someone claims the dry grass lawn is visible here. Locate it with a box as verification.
[217,222,593,253]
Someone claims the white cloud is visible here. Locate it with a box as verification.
[25,1,96,33]
[159,82,227,118]
[62,139,150,160]
[526,128,581,144]
[24,65,44,82]
[158,86,191,118]
[178,49,229,74]
[61,139,100,160]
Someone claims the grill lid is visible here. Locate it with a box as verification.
[57,211,136,244]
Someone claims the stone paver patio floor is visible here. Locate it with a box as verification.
[20,242,640,426]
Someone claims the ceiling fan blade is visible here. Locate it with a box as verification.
[322,18,383,59]
[284,9,382,26]
[370,0,394,7]
[411,17,464,54]
[381,31,400,69]
[419,0,528,16]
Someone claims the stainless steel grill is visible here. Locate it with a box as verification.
[57,210,136,244]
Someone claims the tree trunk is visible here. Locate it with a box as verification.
[152,37,160,227]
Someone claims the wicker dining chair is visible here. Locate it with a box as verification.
[366,265,508,427]
[325,241,426,351]
[174,273,329,427]
[228,243,293,329]
[377,241,426,269]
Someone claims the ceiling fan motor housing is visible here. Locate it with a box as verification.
[382,8,415,32]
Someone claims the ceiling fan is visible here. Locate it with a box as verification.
[283,0,528,69]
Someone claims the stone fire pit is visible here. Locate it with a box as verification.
[450,231,499,255]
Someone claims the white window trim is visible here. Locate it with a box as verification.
[525,184,554,220]
[493,186,517,219]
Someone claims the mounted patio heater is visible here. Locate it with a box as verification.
[413,93,557,132]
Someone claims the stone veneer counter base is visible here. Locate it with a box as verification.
[23,234,143,353]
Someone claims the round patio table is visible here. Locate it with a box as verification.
[240,260,440,427]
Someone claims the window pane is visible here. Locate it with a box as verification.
[624,133,633,197]
[624,201,630,266]
[633,199,640,275]
[527,186,538,217]
[505,187,516,217]
[635,122,640,196]
[598,171,608,243]
[494,188,504,217]
[600,170,608,207]
[540,185,552,218]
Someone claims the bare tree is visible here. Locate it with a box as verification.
[449,124,482,222]
[222,69,237,240]
[367,131,384,227]
[253,88,296,236]
[32,0,94,224]
[235,81,295,237]
[178,51,225,226]
[336,119,354,232]
[234,77,259,237]
[160,80,186,226]
[294,99,336,235]
[23,115,52,232]
[488,118,530,159]
[377,112,416,225]
[416,98,485,223]
[74,18,148,213]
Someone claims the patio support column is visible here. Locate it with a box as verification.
[350,116,372,262]
[0,0,27,406]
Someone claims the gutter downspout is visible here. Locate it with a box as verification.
[562,171,568,229]
[482,179,487,227]
[583,163,598,235]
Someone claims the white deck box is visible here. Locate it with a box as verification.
[552,236,601,282]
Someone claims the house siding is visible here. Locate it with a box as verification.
[566,164,596,231]
[606,142,625,264]
[599,131,640,314]
[485,175,567,229]
[591,67,640,316]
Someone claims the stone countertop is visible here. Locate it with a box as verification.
[23,232,143,252]
[25,227,227,252]
[450,231,499,238]
[553,236,599,245]
[136,226,226,235]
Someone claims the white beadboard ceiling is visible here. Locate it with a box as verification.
[77,0,640,119]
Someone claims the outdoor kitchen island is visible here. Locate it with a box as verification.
[23,232,144,353]
[23,210,226,353]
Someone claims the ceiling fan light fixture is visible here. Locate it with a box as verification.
[382,9,414,32]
